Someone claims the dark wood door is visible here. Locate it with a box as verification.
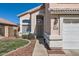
[36,16,44,38]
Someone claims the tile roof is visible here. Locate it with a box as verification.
[0,18,17,26]
[49,3,79,14]
[50,8,79,14]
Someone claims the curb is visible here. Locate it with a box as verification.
[3,39,31,56]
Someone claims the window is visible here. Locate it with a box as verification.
[22,19,31,23]
[22,25,31,33]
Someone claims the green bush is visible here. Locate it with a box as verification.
[22,35,29,39]
[22,32,29,39]
[28,33,35,40]
[22,33,35,40]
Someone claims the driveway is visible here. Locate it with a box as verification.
[32,38,79,56]
[64,49,79,56]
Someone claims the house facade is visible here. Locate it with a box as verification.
[18,3,79,49]
[19,13,31,36]
[0,18,18,37]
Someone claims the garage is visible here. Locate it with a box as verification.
[63,18,79,49]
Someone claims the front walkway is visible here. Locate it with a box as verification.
[0,36,4,39]
[32,39,48,56]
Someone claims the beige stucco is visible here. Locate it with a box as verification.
[8,26,15,37]
[19,13,31,36]
[4,26,18,37]
[18,3,79,49]
[44,3,79,48]
[44,4,51,35]
[44,4,61,47]
[5,26,8,37]
[20,14,30,20]
[49,14,79,35]
[31,9,44,35]
[45,3,79,39]
[44,4,60,38]
[31,12,37,34]
[49,14,79,48]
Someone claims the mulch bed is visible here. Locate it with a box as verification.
[5,39,36,56]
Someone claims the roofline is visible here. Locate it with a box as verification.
[0,18,17,26]
[50,8,79,14]
[17,4,44,17]
[0,23,18,26]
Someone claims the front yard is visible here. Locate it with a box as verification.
[0,39,29,56]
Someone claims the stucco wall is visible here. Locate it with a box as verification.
[19,14,30,36]
[8,26,18,37]
[20,14,30,20]
[50,15,60,35]
[43,4,51,45]
[50,14,79,37]
[31,11,40,34]
[44,3,79,48]
[44,4,51,35]
[5,26,8,37]
[8,26,13,37]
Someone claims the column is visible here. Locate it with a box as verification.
[19,19,22,36]
[5,26,8,37]
[49,18,62,49]
[50,18,55,39]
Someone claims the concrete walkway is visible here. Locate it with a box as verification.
[32,39,48,56]
[0,36,4,39]
[64,49,79,56]
[32,39,79,56]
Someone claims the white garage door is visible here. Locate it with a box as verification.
[63,19,79,49]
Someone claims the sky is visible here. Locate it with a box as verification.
[0,3,42,24]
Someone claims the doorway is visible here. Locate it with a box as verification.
[36,15,44,38]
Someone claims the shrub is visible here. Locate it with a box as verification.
[22,32,35,40]
[28,33,35,40]
[22,35,29,39]
[22,32,29,39]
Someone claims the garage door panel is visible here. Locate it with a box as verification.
[63,28,79,31]
[63,25,79,31]
[63,19,79,49]
[63,41,79,49]
[64,32,79,34]
[63,36,79,41]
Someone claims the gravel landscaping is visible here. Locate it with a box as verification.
[0,39,29,56]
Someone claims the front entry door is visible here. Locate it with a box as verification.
[36,15,44,38]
